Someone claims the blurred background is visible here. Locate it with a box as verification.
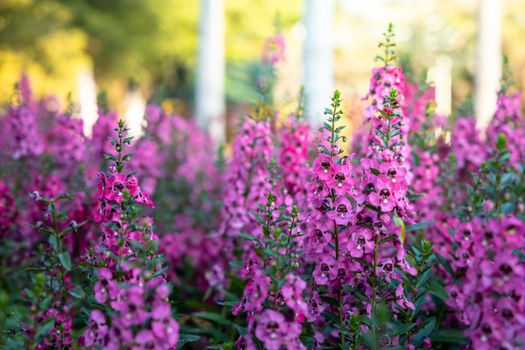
[0,0,523,140]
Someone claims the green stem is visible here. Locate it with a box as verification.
[333,220,345,347]
[371,230,380,349]
[334,220,339,260]
[51,202,67,305]
[338,288,345,348]
[284,216,297,258]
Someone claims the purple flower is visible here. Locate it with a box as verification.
[254,310,288,350]
[83,310,108,347]
[313,255,336,285]
[151,303,179,348]
[94,268,116,303]
[328,196,353,225]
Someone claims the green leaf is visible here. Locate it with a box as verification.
[153,265,168,277]
[430,329,468,344]
[192,312,232,326]
[228,261,243,268]
[4,336,25,349]
[389,129,401,138]
[416,267,433,289]
[103,153,117,161]
[48,235,58,251]
[407,221,435,232]
[35,319,55,342]
[363,203,379,212]
[69,285,85,299]
[358,315,373,327]
[512,248,525,262]
[250,210,265,225]
[391,322,417,336]
[414,318,436,344]
[57,252,71,271]
[207,344,233,350]
[239,232,257,241]
[177,334,201,349]
[370,168,380,176]
[502,202,515,215]
[501,173,516,186]
[234,323,247,336]
[216,300,239,307]
[499,152,511,164]
[428,278,448,301]
[380,234,398,245]
[351,257,373,270]
[394,216,406,243]
[496,133,507,151]
[436,254,454,276]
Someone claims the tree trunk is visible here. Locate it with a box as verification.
[435,55,452,117]
[125,88,146,138]
[76,66,98,137]
[475,0,502,132]
[302,0,335,126]
[195,0,225,145]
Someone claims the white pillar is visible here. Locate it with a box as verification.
[302,0,335,126]
[475,0,502,131]
[76,66,98,136]
[195,0,225,145]
[435,55,452,117]
[125,88,146,138]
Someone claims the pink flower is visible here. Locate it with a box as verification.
[82,310,108,347]
[347,227,374,258]
[328,196,353,225]
[113,286,148,327]
[281,274,309,321]
[235,335,257,350]
[94,268,116,303]
[151,303,179,348]
[423,337,432,348]
[254,310,289,350]
[313,255,336,285]
[133,329,158,350]
[262,33,286,66]
[330,163,352,195]
[105,173,127,203]
[233,270,270,315]
[313,155,334,181]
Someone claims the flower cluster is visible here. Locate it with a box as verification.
[262,32,286,66]
[233,193,307,350]
[450,118,487,178]
[342,87,418,349]
[84,119,179,349]
[43,113,87,177]
[277,114,312,209]
[445,217,525,349]
[1,74,43,160]
[364,25,408,159]
[486,90,525,168]
[83,270,179,349]
[208,118,273,294]
[225,119,274,230]
[31,307,73,350]
[0,179,15,236]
